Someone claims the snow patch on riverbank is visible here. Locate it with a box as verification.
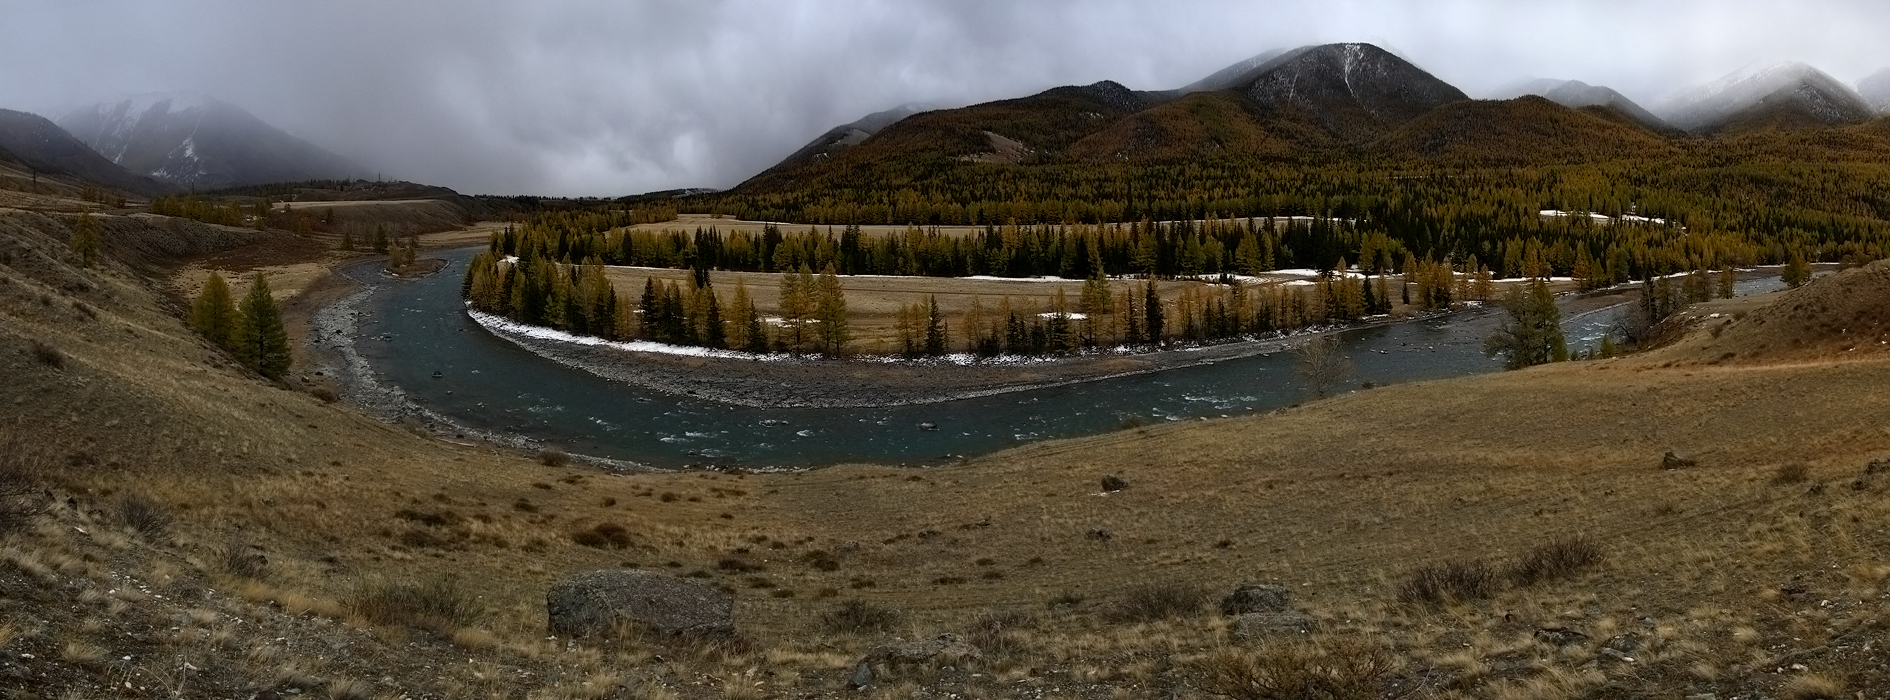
[469,308,790,362]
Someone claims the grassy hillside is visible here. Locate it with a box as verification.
[3,187,1890,696]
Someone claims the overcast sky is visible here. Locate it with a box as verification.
[6,0,1889,197]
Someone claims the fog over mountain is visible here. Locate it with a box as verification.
[58,93,368,189]
[5,0,1890,196]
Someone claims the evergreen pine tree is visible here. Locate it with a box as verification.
[1143,281,1164,344]
[1483,279,1565,370]
[1782,250,1811,288]
[236,273,292,379]
[638,277,660,337]
[704,289,727,349]
[924,295,947,355]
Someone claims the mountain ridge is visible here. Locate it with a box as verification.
[57,92,369,189]
[734,45,1890,205]
[1495,78,1673,134]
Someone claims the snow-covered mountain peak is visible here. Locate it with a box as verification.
[1655,61,1872,132]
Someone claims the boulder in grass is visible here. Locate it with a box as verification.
[546,569,733,639]
[1219,583,1291,616]
[851,634,983,687]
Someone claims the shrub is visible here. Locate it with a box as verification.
[1779,674,1846,700]
[1509,536,1604,586]
[223,540,269,580]
[819,599,903,635]
[30,340,64,369]
[1112,580,1208,623]
[967,610,1037,657]
[1772,463,1811,485]
[0,456,45,534]
[539,446,568,467]
[802,549,841,571]
[1186,639,1393,700]
[1398,559,1500,605]
[115,494,171,541]
[345,576,481,632]
[571,522,631,549]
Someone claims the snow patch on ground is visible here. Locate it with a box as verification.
[1540,209,1670,226]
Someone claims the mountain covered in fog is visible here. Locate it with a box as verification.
[1653,62,1876,133]
[0,108,173,196]
[763,103,939,175]
[1859,68,1890,113]
[57,93,368,189]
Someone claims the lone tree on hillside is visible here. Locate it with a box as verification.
[235,273,292,379]
[70,213,100,267]
[1485,279,1567,370]
[1296,334,1354,398]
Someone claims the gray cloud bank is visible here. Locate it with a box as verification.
[5,0,1888,196]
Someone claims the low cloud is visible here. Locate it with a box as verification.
[5,0,1887,196]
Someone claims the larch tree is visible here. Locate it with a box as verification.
[235,273,292,379]
[812,264,849,354]
[1079,271,1114,346]
[779,265,814,351]
[70,213,100,268]
[189,271,242,352]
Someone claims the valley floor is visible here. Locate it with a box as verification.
[2,200,1889,698]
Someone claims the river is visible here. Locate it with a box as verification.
[335,248,1783,469]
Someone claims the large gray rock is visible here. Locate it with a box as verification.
[1220,583,1291,616]
[546,569,733,639]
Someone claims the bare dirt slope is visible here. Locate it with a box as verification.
[3,196,1890,698]
[1658,259,1890,366]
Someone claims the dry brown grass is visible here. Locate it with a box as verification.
[1186,639,1395,700]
